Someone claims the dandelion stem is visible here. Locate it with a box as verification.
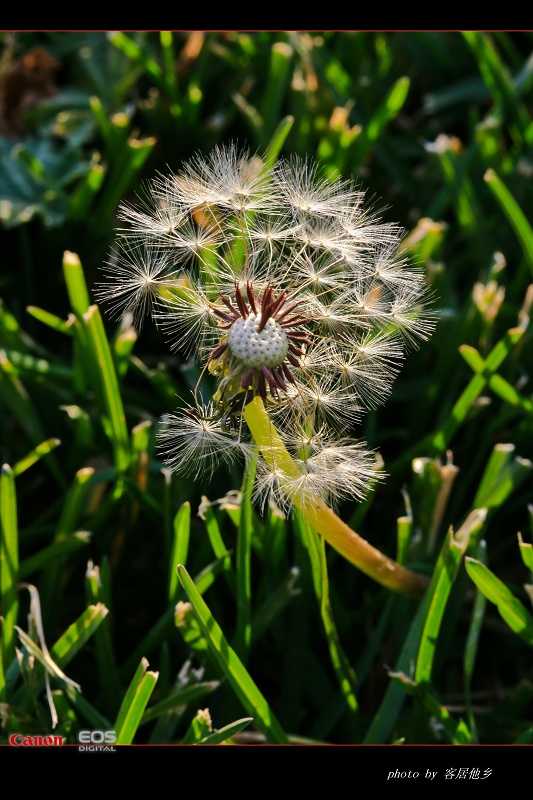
[243,396,429,600]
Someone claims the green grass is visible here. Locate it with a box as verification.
[1,30,532,748]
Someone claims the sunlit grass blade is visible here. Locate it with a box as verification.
[181,708,214,743]
[465,557,533,647]
[426,324,527,457]
[51,603,109,668]
[159,31,181,111]
[113,330,138,384]
[68,161,106,221]
[177,564,289,743]
[63,250,91,319]
[201,499,235,592]
[26,306,72,335]
[1,465,19,684]
[197,717,253,745]
[168,501,191,603]
[473,443,533,510]
[130,419,151,478]
[518,532,533,574]
[263,115,295,171]
[351,76,410,166]
[114,657,159,744]
[317,107,362,179]
[12,438,61,478]
[83,305,131,471]
[460,344,533,415]
[415,509,486,685]
[484,168,533,277]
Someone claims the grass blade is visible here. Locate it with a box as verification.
[0,464,18,684]
[12,438,62,478]
[63,250,91,318]
[114,657,159,744]
[83,305,130,471]
[295,511,359,716]
[465,557,533,647]
[484,168,533,277]
[463,540,488,742]
[197,717,253,745]
[19,531,91,579]
[235,454,257,661]
[415,509,486,684]
[140,680,220,725]
[168,501,191,603]
[177,564,289,743]
[85,561,121,713]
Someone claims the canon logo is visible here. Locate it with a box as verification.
[10,734,64,747]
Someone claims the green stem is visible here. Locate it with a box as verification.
[243,397,429,600]
[235,447,258,661]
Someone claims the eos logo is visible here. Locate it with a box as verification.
[77,730,117,751]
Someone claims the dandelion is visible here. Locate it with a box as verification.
[98,143,435,597]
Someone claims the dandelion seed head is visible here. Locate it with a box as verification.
[97,143,436,508]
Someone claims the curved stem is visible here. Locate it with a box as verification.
[243,396,429,600]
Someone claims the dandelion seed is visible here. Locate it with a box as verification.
[157,403,251,480]
[94,243,176,328]
[97,143,435,510]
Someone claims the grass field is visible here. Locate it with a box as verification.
[0,31,532,750]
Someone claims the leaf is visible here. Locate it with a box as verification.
[465,557,533,647]
[177,565,289,743]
